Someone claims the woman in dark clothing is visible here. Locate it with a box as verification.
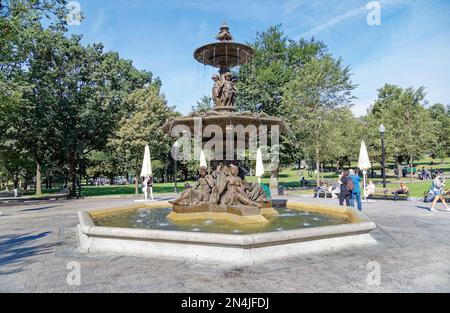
[339,172,351,206]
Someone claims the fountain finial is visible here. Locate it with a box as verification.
[216,22,233,42]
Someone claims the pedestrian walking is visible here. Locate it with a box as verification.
[349,169,362,211]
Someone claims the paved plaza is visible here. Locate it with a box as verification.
[1,195,450,293]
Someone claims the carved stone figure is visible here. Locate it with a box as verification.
[221,73,236,107]
[230,76,238,106]
[209,163,229,204]
[169,166,214,205]
[243,180,269,203]
[216,23,233,42]
[220,164,262,207]
[211,74,223,107]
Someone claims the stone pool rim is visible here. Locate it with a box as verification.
[77,200,376,264]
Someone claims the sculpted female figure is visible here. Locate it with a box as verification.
[221,164,262,207]
[170,166,214,206]
[211,74,223,107]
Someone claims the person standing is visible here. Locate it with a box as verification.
[339,172,351,207]
[430,174,449,212]
[349,169,362,211]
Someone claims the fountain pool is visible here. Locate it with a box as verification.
[77,200,376,265]
[93,206,350,235]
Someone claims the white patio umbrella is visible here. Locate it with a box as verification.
[140,144,154,200]
[140,144,153,177]
[199,149,208,168]
[358,140,372,200]
[255,148,265,184]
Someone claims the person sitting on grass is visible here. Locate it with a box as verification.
[393,182,409,200]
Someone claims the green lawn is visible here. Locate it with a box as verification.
[22,157,449,199]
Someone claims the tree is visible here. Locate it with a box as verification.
[282,55,356,186]
[428,103,450,161]
[0,0,69,195]
[236,25,327,188]
[192,96,212,113]
[108,85,175,194]
[237,25,325,117]
[366,85,437,181]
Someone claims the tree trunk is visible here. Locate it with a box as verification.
[35,161,42,196]
[135,174,139,195]
[315,145,320,187]
[13,174,19,189]
[396,159,401,180]
[68,159,77,198]
[410,156,414,183]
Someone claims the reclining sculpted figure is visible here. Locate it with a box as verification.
[169,166,214,206]
[220,164,262,208]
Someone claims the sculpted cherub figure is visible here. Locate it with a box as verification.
[221,73,235,107]
[216,23,233,42]
[211,74,223,107]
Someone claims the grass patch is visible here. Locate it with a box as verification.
[19,157,449,199]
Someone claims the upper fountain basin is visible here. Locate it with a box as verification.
[194,42,255,68]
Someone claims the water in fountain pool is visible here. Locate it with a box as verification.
[93,206,350,235]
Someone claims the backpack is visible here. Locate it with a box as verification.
[347,178,355,191]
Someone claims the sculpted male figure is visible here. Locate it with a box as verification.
[170,166,214,205]
[243,179,269,203]
[209,163,229,204]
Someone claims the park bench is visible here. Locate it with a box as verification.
[299,180,318,187]
[314,191,334,198]
[367,188,410,201]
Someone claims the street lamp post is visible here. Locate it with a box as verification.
[379,124,387,188]
[173,141,179,193]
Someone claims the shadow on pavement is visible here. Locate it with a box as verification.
[0,231,60,275]
[20,206,60,212]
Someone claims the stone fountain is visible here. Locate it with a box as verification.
[77,24,377,265]
[162,23,285,225]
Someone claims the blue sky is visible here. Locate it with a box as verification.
[67,0,450,116]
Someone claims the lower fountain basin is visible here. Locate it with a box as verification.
[77,200,376,265]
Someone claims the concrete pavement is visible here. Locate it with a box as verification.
[1,196,449,292]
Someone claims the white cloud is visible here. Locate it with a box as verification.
[297,0,407,39]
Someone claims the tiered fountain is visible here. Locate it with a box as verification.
[162,23,285,226]
[77,24,376,265]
